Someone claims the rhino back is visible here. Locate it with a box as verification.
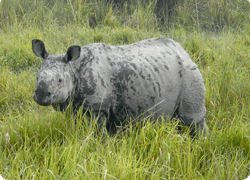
[106,38,185,119]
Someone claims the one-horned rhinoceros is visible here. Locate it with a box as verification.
[32,38,208,137]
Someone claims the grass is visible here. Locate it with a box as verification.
[0,0,250,179]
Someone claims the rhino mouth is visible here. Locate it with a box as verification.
[33,91,55,106]
[36,102,52,106]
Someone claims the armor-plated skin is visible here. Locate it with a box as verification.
[32,38,208,137]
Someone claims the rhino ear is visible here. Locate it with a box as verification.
[32,39,49,59]
[65,45,81,62]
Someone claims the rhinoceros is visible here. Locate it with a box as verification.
[32,38,208,137]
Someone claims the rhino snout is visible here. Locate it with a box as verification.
[33,80,53,106]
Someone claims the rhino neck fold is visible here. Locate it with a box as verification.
[68,62,80,95]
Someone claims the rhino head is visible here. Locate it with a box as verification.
[32,39,81,107]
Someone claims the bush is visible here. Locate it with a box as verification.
[172,0,250,31]
[1,0,249,32]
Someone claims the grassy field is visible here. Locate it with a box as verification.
[0,0,250,179]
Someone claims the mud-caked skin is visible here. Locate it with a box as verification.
[32,38,208,137]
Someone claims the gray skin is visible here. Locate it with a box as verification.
[32,38,208,137]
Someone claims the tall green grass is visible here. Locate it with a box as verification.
[1,0,249,31]
[0,0,250,179]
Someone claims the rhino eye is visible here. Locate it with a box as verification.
[58,78,62,83]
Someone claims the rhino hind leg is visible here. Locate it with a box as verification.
[189,118,208,138]
[177,68,208,138]
[177,107,208,138]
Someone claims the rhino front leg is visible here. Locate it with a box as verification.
[94,111,108,137]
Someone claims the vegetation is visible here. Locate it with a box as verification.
[0,0,250,179]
